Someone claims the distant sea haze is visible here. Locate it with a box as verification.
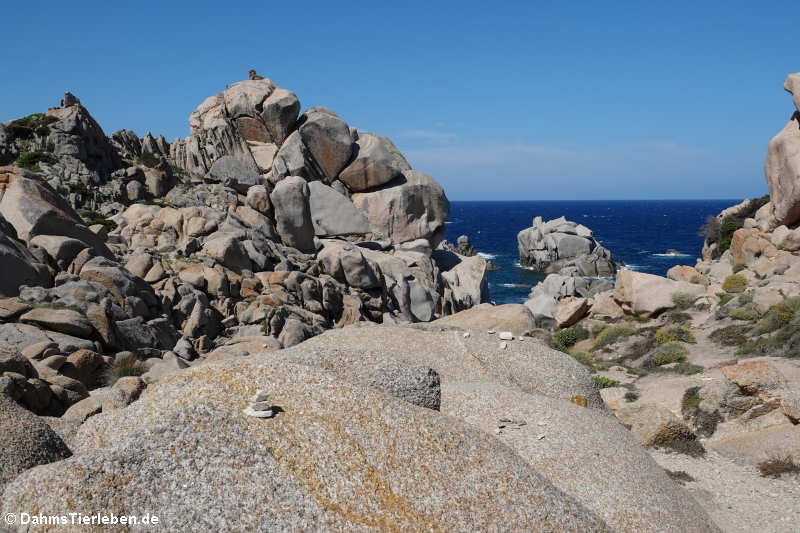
[445,200,738,305]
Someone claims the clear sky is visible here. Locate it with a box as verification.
[1,1,798,200]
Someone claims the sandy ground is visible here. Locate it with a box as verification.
[598,309,800,532]
[650,449,800,533]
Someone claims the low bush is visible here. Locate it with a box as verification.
[7,113,58,140]
[728,303,757,321]
[593,375,620,389]
[650,342,689,366]
[665,469,695,484]
[671,292,697,310]
[78,208,117,231]
[754,297,800,335]
[592,324,636,349]
[717,293,735,307]
[567,349,593,367]
[732,262,747,273]
[664,310,691,324]
[709,325,750,346]
[722,274,748,293]
[16,151,55,171]
[681,386,702,412]
[552,324,589,353]
[624,391,639,402]
[758,456,800,479]
[103,353,145,386]
[654,325,696,344]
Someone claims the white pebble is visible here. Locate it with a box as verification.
[487,329,496,334]
[537,434,546,440]
[498,331,513,340]
[499,341,508,350]
[463,331,470,338]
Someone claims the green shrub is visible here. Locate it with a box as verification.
[718,219,743,254]
[758,456,800,479]
[665,310,691,324]
[103,353,145,386]
[650,342,689,366]
[681,386,702,412]
[592,324,636,349]
[754,297,800,335]
[728,304,757,321]
[671,292,697,310]
[7,113,58,140]
[593,375,620,389]
[78,208,117,231]
[703,195,769,259]
[16,151,55,171]
[709,325,750,346]
[654,325,696,344]
[624,391,639,402]
[552,326,580,352]
[722,274,748,293]
[732,262,747,273]
[568,349,593,366]
[717,293,735,307]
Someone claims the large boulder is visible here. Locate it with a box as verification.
[0,167,111,257]
[432,303,537,336]
[307,180,369,237]
[270,176,315,253]
[352,170,449,247]
[0,394,71,488]
[0,216,46,296]
[614,269,705,317]
[786,72,800,113]
[339,132,410,191]
[296,325,607,410]
[765,75,800,226]
[434,250,490,314]
[297,108,354,180]
[2,359,613,532]
[205,155,261,193]
[517,216,616,276]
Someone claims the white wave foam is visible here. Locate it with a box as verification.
[478,252,496,259]
[620,264,641,271]
[500,283,526,288]
[652,253,691,258]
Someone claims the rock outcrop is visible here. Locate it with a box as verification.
[518,216,616,276]
[766,73,800,226]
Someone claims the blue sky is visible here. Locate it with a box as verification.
[1,1,798,200]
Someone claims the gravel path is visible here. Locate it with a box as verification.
[649,449,800,533]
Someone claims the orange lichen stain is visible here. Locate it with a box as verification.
[570,395,588,407]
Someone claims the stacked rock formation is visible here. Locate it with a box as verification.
[518,217,617,328]
[0,75,489,418]
[518,216,616,276]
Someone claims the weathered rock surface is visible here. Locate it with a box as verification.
[3,359,613,532]
[432,303,537,335]
[0,394,71,488]
[296,325,607,409]
[766,74,800,226]
[614,269,705,317]
[442,382,721,533]
[353,170,449,247]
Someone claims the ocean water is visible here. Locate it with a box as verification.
[444,200,738,305]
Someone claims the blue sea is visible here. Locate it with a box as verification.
[444,200,738,305]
